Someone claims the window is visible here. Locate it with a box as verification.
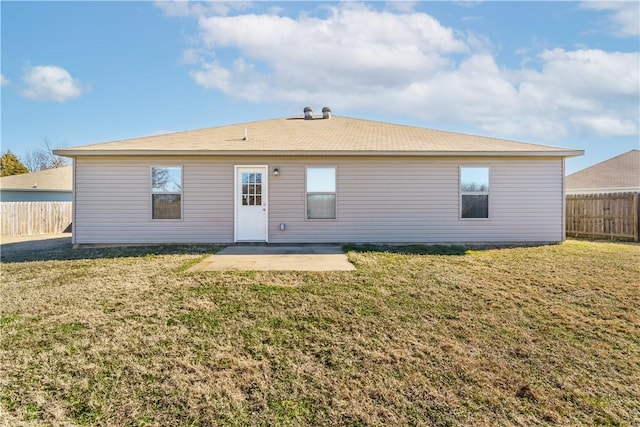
[241,172,262,206]
[151,166,182,219]
[306,167,336,219]
[460,167,489,219]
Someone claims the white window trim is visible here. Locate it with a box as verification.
[305,166,337,221]
[150,165,183,221]
[459,166,491,220]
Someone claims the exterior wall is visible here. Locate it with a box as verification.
[73,155,564,244]
[0,191,73,202]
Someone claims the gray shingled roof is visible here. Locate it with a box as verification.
[54,116,582,157]
[566,150,640,191]
[0,166,73,192]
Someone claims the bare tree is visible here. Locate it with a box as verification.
[23,139,70,172]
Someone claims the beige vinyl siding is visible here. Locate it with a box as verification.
[269,157,563,243]
[74,155,564,244]
[74,157,234,244]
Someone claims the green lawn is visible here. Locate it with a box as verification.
[1,240,639,426]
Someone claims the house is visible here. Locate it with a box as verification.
[566,150,640,194]
[54,110,583,246]
[0,166,73,202]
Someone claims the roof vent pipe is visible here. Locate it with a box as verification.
[303,106,313,120]
[322,107,332,119]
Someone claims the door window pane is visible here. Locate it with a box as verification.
[242,172,262,206]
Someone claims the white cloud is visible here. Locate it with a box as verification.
[20,65,89,102]
[180,48,202,64]
[191,3,467,100]
[512,48,639,137]
[155,0,252,18]
[580,1,640,37]
[159,2,639,140]
[385,1,418,13]
[190,61,232,92]
[0,74,9,86]
[453,1,484,8]
[190,58,268,102]
[570,115,637,136]
[532,49,638,98]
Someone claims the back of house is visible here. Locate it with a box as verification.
[54,111,583,246]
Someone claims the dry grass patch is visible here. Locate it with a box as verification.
[1,240,639,426]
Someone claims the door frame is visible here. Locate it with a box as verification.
[234,165,269,242]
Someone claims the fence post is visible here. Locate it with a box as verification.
[634,192,639,243]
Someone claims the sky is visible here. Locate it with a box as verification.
[1,1,638,174]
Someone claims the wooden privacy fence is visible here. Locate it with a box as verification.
[1,202,72,237]
[566,192,639,242]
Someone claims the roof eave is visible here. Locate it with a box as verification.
[53,149,585,157]
[566,186,640,193]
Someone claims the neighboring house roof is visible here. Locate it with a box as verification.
[566,150,640,193]
[0,166,73,192]
[54,115,583,157]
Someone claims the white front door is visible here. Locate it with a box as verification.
[235,166,268,242]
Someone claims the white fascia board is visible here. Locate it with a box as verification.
[53,149,585,158]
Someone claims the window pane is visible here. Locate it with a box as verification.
[307,194,336,219]
[307,168,336,192]
[153,194,181,219]
[152,167,182,192]
[462,195,488,218]
[461,167,489,192]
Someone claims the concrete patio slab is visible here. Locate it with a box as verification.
[187,244,355,272]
